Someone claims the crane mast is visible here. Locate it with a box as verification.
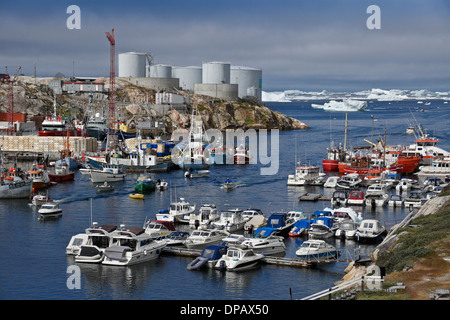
[105,29,116,151]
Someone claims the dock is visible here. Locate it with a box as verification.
[298,192,331,202]
[162,246,356,268]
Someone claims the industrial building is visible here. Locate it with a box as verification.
[117,51,263,101]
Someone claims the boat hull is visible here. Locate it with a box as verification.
[322,159,339,172]
[0,180,33,199]
[49,173,75,183]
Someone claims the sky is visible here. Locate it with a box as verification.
[1,0,450,92]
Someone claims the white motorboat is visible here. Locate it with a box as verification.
[221,234,246,246]
[404,191,427,209]
[365,183,389,207]
[308,216,336,239]
[156,179,168,190]
[156,198,196,223]
[335,219,359,240]
[331,189,350,207]
[75,223,117,263]
[215,247,264,271]
[388,194,405,207]
[244,215,267,232]
[286,210,308,222]
[184,229,227,250]
[96,181,114,192]
[365,193,389,207]
[166,231,189,246]
[396,179,413,194]
[189,204,220,229]
[239,227,286,256]
[295,240,339,260]
[221,178,237,191]
[144,220,176,239]
[286,163,325,186]
[102,225,166,266]
[324,176,339,188]
[242,208,264,221]
[90,164,126,183]
[38,202,62,219]
[212,208,246,232]
[329,207,363,224]
[336,173,362,189]
[184,169,210,178]
[187,244,228,270]
[31,194,54,206]
[356,219,386,242]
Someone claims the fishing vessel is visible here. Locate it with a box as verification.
[27,165,50,190]
[38,96,85,137]
[85,113,107,141]
[48,164,75,183]
[0,169,33,199]
[134,174,156,192]
[90,164,126,183]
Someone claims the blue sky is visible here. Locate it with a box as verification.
[1,0,450,91]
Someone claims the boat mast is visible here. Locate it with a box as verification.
[343,113,348,151]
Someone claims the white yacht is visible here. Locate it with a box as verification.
[189,204,220,229]
[212,208,246,232]
[184,229,227,250]
[144,220,176,239]
[215,247,264,271]
[75,223,117,263]
[102,225,166,266]
[90,164,126,183]
[239,227,286,256]
[156,198,196,223]
[365,183,389,207]
[396,179,413,194]
[295,240,339,260]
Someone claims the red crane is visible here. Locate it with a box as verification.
[105,29,116,150]
[3,66,21,135]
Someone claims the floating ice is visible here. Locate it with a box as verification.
[311,99,367,112]
[261,88,450,102]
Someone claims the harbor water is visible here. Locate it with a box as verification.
[0,100,449,300]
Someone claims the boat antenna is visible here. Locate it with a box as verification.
[90,197,93,226]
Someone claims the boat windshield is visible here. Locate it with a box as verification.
[340,223,355,231]
[301,242,319,249]
[226,250,240,258]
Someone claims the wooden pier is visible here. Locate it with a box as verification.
[162,246,356,268]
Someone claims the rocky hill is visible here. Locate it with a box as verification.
[0,76,309,132]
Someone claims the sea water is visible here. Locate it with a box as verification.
[0,99,449,300]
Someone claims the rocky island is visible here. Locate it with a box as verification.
[0,76,309,133]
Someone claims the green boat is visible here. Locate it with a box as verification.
[134,174,156,192]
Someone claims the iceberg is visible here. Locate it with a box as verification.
[311,99,367,112]
[262,88,450,102]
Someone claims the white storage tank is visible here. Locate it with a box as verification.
[172,66,202,91]
[202,61,230,84]
[231,66,262,100]
[149,64,172,78]
[118,52,147,77]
